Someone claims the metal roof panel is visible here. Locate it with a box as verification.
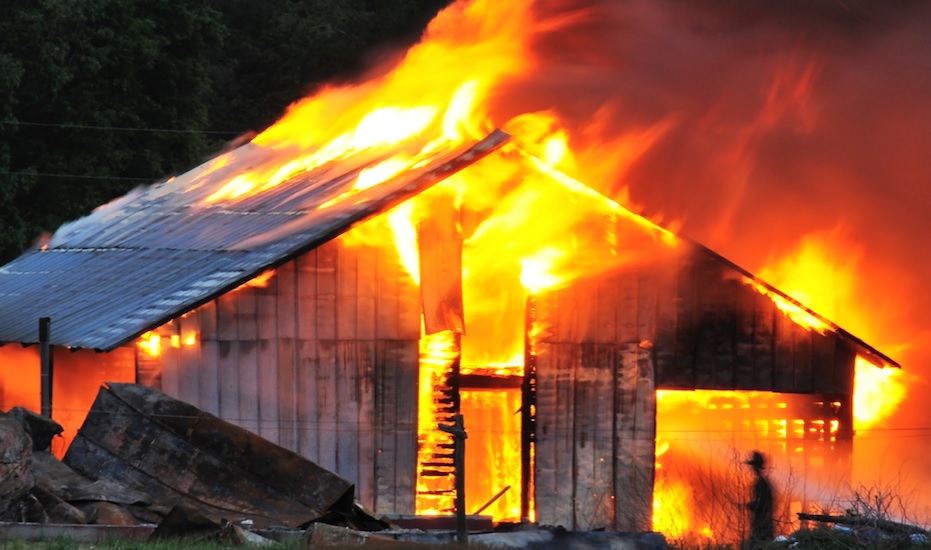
[0,131,509,350]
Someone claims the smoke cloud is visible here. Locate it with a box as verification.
[486,0,931,516]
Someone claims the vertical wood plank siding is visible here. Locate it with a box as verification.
[151,237,420,515]
[142,227,860,525]
[535,243,858,530]
[653,247,856,395]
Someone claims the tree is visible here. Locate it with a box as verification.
[0,0,225,262]
[206,0,452,134]
[0,0,452,263]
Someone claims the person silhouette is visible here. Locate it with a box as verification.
[744,450,774,549]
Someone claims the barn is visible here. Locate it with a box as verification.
[0,127,898,535]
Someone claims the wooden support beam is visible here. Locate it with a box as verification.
[39,317,52,418]
[439,414,468,545]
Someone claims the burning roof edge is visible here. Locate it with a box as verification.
[0,127,901,371]
[688,238,901,370]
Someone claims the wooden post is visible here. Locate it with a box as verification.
[439,414,468,544]
[521,294,537,523]
[39,317,53,418]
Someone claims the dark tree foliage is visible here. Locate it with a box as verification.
[0,0,452,263]
[0,0,225,262]
[206,0,452,134]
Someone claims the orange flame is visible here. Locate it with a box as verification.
[753,230,906,427]
[416,329,460,516]
[193,0,536,212]
[137,331,161,357]
[161,0,907,531]
[743,278,830,334]
[853,356,905,429]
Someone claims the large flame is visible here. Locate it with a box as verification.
[753,230,907,427]
[127,0,922,534]
[189,0,537,211]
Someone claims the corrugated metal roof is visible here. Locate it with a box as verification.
[0,130,510,351]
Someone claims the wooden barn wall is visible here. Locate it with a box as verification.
[653,247,856,397]
[148,238,421,514]
[534,243,859,530]
[534,259,666,532]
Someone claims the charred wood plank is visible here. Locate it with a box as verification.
[64,383,353,528]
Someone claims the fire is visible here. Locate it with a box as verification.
[146,0,911,531]
[743,278,830,334]
[416,330,460,516]
[137,331,161,357]
[227,269,277,294]
[655,390,850,545]
[190,0,536,213]
[211,0,677,519]
[652,476,695,541]
[853,356,905,429]
[753,230,906,427]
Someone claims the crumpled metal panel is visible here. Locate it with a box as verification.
[63,383,354,528]
[0,130,509,350]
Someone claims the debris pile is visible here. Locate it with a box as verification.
[0,383,381,544]
[0,383,669,549]
[790,512,931,548]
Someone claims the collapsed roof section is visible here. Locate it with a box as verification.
[0,130,509,350]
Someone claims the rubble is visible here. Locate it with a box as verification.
[0,417,34,518]
[0,383,362,541]
[797,511,929,538]
[0,383,669,549]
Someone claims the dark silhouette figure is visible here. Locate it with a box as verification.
[744,450,774,549]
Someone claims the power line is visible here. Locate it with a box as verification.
[0,170,158,182]
[0,119,242,137]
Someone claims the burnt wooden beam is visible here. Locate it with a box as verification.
[521,295,537,523]
[459,373,522,389]
[39,317,52,418]
[418,192,464,336]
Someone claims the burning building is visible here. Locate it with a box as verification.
[0,0,919,544]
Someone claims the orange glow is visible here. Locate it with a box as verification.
[853,356,905,429]
[416,330,460,516]
[0,346,133,459]
[655,390,851,545]
[231,269,276,292]
[652,476,695,541]
[743,278,830,334]
[137,331,161,357]
[753,231,906,426]
[461,389,523,520]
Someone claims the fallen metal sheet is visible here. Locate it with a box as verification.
[63,383,354,528]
